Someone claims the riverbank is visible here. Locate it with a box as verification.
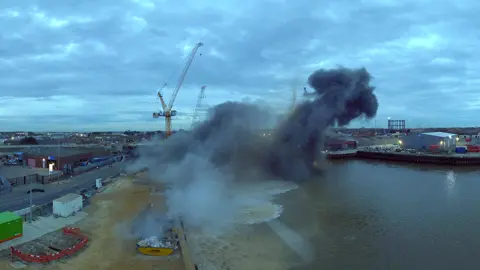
[327,150,480,165]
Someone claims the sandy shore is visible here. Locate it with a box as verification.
[1,175,309,270]
[188,223,300,270]
[1,175,185,270]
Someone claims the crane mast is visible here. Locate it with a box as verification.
[153,42,203,138]
[191,85,207,128]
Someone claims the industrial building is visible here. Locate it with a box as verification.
[24,148,94,171]
[402,132,457,151]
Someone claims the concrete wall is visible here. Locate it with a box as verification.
[402,134,424,149]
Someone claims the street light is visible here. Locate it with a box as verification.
[28,175,32,223]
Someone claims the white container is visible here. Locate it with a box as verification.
[53,193,83,218]
[95,178,103,189]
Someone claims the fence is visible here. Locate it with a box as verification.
[7,174,43,186]
[0,176,12,194]
[6,157,117,186]
[10,227,88,263]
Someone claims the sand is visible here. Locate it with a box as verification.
[184,181,306,270]
[188,224,300,270]
[1,175,185,270]
[1,175,308,270]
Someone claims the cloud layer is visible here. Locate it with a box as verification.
[0,0,478,131]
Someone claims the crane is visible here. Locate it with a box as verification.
[191,85,207,129]
[153,42,203,138]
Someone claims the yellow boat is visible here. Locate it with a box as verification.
[137,246,175,256]
[136,233,179,257]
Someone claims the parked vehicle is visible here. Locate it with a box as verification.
[26,188,45,194]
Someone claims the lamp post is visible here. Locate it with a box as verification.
[28,174,32,223]
[57,140,61,181]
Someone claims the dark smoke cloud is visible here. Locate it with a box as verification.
[132,66,378,233]
[268,67,378,180]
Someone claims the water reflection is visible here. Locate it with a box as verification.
[278,160,480,270]
[445,170,456,200]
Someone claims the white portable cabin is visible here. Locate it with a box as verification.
[53,193,83,218]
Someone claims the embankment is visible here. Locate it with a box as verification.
[354,151,480,165]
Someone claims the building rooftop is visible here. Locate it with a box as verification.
[54,193,82,203]
[25,147,92,157]
[421,132,457,138]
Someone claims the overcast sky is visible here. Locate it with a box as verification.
[0,0,478,131]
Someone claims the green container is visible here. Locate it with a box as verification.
[0,211,23,243]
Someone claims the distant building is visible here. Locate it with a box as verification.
[402,132,457,151]
[24,148,93,171]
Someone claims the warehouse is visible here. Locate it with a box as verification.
[402,132,457,151]
[24,148,93,171]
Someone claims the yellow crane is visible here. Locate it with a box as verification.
[153,42,203,138]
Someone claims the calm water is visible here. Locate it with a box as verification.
[279,160,480,270]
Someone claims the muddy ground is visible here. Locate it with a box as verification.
[0,175,185,270]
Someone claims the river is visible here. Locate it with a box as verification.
[279,159,480,269]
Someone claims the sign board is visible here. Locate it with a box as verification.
[48,156,56,160]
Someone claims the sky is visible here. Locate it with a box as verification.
[0,0,479,132]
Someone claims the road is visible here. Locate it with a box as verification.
[0,162,127,212]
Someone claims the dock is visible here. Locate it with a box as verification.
[356,150,480,165]
[175,219,197,270]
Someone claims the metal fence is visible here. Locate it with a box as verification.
[0,176,12,194]
[5,157,118,187]
[7,173,43,186]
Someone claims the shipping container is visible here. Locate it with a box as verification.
[53,193,83,218]
[0,212,23,243]
[466,145,480,152]
[455,147,467,153]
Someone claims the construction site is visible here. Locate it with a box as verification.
[0,173,187,269]
[0,41,386,270]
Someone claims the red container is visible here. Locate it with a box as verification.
[467,145,480,152]
[429,145,440,152]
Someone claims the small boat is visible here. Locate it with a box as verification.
[136,234,179,256]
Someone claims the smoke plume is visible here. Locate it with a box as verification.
[131,67,378,233]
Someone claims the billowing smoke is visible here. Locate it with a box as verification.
[131,67,378,235]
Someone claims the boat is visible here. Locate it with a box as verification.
[136,232,179,256]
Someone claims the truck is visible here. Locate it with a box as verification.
[53,193,83,218]
[0,212,23,243]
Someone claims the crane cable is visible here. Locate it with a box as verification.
[158,52,190,94]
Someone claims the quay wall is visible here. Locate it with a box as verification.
[354,151,480,165]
